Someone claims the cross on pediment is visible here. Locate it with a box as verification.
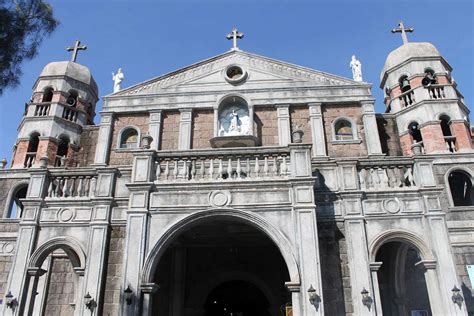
[66,40,87,62]
[226,28,244,51]
[391,21,414,45]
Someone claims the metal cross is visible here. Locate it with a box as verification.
[391,21,414,45]
[66,40,87,62]
[226,28,244,51]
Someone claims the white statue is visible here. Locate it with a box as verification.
[350,55,363,82]
[229,110,241,133]
[112,68,124,92]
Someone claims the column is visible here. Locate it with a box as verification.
[122,151,155,315]
[345,219,376,316]
[308,103,327,157]
[178,109,192,150]
[276,104,291,146]
[24,268,46,315]
[93,112,114,165]
[369,262,383,316]
[148,110,162,150]
[360,100,383,156]
[5,169,47,316]
[81,168,116,316]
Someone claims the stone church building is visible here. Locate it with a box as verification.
[0,26,473,316]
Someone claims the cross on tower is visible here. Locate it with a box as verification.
[391,21,414,45]
[66,40,87,62]
[226,28,244,51]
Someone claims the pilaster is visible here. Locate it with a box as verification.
[308,103,327,157]
[360,100,383,156]
[178,109,192,150]
[276,104,291,146]
[148,110,162,151]
[93,112,114,165]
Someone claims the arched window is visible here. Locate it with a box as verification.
[408,122,423,143]
[25,133,40,168]
[448,171,473,206]
[55,135,69,166]
[120,128,139,149]
[422,68,437,87]
[6,184,28,218]
[334,119,354,141]
[42,87,54,102]
[399,75,411,92]
[439,115,452,137]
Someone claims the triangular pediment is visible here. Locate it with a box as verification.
[110,50,366,97]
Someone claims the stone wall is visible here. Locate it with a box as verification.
[322,105,367,157]
[160,111,180,150]
[75,126,99,167]
[109,114,149,165]
[254,106,278,146]
[376,114,402,156]
[318,220,353,316]
[0,255,13,301]
[44,256,76,316]
[290,106,311,143]
[192,110,214,149]
[103,225,126,315]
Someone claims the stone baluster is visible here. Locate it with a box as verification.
[236,158,242,179]
[173,160,178,179]
[209,159,214,180]
[246,158,251,178]
[77,177,84,197]
[272,157,278,176]
[164,161,169,180]
[218,159,224,179]
[405,167,415,186]
[359,169,367,190]
[47,181,54,197]
[198,160,205,180]
[371,168,381,189]
[280,156,287,176]
[254,157,260,178]
[190,160,196,180]
[156,161,161,180]
[227,158,233,179]
[89,177,96,197]
[366,168,373,189]
[263,157,269,177]
[380,167,389,188]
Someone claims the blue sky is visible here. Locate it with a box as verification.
[0,0,473,161]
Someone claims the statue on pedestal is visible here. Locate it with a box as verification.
[350,55,363,82]
[112,68,124,92]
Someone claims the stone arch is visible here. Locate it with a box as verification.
[214,92,253,111]
[369,229,433,262]
[29,236,86,269]
[444,166,474,207]
[332,116,358,141]
[117,125,141,149]
[141,208,301,286]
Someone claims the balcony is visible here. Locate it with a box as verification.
[388,84,456,112]
[62,106,79,122]
[24,152,36,168]
[34,104,50,117]
[358,160,416,190]
[47,171,97,199]
[154,147,291,183]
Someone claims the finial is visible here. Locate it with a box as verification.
[226,28,244,51]
[66,40,87,62]
[391,21,414,45]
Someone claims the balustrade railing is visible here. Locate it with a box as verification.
[62,106,79,122]
[399,89,416,108]
[24,153,36,168]
[445,136,457,153]
[34,104,50,116]
[154,150,290,182]
[47,174,96,198]
[428,85,446,99]
[358,163,416,190]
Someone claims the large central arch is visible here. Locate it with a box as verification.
[141,208,301,288]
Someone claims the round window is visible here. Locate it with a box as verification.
[224,65,247,84]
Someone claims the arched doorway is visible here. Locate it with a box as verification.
[151,219,291,316]
[376,241,431,316]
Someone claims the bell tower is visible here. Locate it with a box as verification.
[381,22,472,156]
[11,40,98,169]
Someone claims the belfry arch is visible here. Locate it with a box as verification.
[140,208,301,315]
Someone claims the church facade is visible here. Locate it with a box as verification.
[0,27,473,316]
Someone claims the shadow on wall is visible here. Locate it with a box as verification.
[462,283,474,315]
[314,169,351,315]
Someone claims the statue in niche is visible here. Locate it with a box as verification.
[219,106,250,137]
[229,110,241,133]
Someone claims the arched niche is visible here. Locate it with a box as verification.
[210,95,257,148]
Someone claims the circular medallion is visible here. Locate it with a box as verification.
[3,243,14,254]
[382,198,401,214]
[58,208,74,222]
[210,190,231,207]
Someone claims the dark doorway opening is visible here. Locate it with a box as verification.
[204,280,271,316]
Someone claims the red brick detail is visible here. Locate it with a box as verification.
[192,110,214,149]
[37,139,58,166]
[400,133,413,156]
[11,140,29,168]
[254,107,278,146]
[290,106,311,143]
[420,124,446,154]
[160,111,180,151]
[451,121,472,151]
